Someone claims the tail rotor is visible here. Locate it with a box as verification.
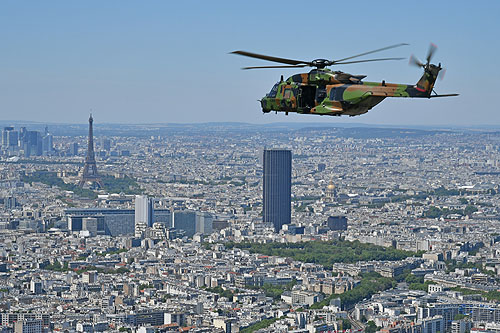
[409,43,459,98]
[409,43,439,70]
[410,43,446,80]
[409,54,425,68]
[437,67,446,81]
[410,43,445,95]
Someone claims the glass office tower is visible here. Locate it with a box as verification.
[263,149,291,232]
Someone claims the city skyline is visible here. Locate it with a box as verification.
[2,121,500,331]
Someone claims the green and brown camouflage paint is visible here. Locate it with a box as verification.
[260,68,439,116]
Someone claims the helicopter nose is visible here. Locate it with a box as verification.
[261,99,269,111]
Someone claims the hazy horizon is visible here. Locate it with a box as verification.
[2,119,500,131]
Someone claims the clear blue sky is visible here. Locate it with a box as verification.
[0,1,498,126]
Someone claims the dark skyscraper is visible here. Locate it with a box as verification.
[102,138,111,152]
[79,114,103,188]
[70,142,79,156]
[263,148,292,232]
[25,130,42,157]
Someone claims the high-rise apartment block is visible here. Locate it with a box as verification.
[135,195,154,227]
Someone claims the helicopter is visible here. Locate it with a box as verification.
[231,43,458,117]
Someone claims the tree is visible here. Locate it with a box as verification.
[341,319,352,330]
[366,321,379,333]
[454,314,468,320]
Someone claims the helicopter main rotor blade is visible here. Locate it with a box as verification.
[231,50,310,66]
[242,65,308,70]
[333,57,405,65]
[333,43,408,63]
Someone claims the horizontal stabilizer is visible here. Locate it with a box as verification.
[428,93,459,98]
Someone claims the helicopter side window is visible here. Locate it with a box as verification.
[316,88,327,100]
[284,88,292,99]
[330,88,336,100]
[267,83,279,98]
[329,87,342,101]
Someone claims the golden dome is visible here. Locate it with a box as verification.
[327,181,336,190]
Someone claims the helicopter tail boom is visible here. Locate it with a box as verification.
[414,68,439,96]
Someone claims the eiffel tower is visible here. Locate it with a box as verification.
[79,114,103,188]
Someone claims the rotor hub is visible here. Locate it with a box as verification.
[427,64,442,78]
[311,59,332,69]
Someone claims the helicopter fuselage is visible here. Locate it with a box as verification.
[260,68,433,116]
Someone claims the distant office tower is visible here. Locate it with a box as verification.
[263,148,292,232]
[2,127,19,153]
[8,130,18,149]
[79,114,103,188]
[15,129,40,157]
[2,127,14,148]
[19,127,26,144]
[1,128,9,148]
[71,142,79,156]
[42,126,53,155]
[135,195,153,227]
[23,130,42,157]
[195,212,213,235]
[102,138,111,151]
[42,135,53,155]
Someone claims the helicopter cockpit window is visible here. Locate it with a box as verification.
[284,88,292,99]
[267,83,279,98]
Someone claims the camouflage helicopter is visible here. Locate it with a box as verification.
[231,43,458,117]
